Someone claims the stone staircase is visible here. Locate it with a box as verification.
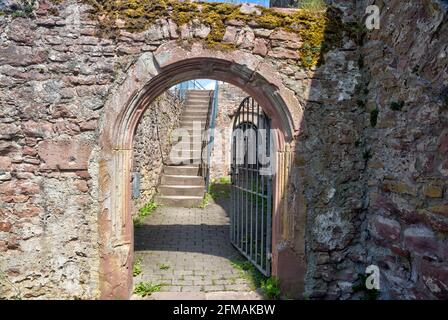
[155,90,212,207]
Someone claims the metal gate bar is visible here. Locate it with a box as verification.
[230,96,272,276]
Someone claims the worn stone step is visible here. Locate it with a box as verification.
[181,115,208,121]
[159,185,205,197]
[187,90,212,96]
[180,121,207,128]
[172,141,204,148]
[155,195,204,208]
[169,149,203,159]
[184,106,210,111]
[166,158,203,166]
[161,175,204,186]
[164,165,200,176]
[182,108,208,117]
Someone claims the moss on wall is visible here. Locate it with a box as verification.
[49,0,350,68]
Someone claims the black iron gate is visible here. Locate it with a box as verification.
[230,96,273,276]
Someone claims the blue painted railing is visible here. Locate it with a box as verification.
[203,81,219,190]
[173,80,206,101]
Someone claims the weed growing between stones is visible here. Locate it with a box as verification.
[297,0,327,11]
[198,192,212,209]
[133,258,142,276]
[230,258,281,299]
[158,263,170,270]
[133,200,158,226]
[133,281,163,297]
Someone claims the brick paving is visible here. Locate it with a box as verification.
[133,196,261,299]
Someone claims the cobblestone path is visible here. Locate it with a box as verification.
[133,196,262,300]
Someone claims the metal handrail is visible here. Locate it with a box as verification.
[201,81,219,191]
[172,80,207,102]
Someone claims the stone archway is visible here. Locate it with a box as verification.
[97,41,304,299]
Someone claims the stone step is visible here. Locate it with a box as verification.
[164,165,200,176]
[169,149,203,159]
[187,90,212,96]
[181,115,208,121]
[172,141,204,148]
[161,175,204,186]
[155,195,203,208]
[171,136,205,145]
[166,158,203,166]
[180,121,207,128]
[185,98,210,107]
[158,185,205,197]
[176,128,206,136]
[184,104,208,111]
[183,108,208,114]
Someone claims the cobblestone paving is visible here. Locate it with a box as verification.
[133,197,259,298]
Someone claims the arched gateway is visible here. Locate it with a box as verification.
[98,41,305,299]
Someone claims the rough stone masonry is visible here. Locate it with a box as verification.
[0,0,447,299]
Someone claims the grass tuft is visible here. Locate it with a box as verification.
[133,281,163,297]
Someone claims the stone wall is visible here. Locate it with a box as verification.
[132,92,184,209]
[0,0,446,300]
[209,82,248,180]
[358,0,448,300]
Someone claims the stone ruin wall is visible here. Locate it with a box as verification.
[359,0,448,300]
[0,0,446,299]
[132,92,184,210]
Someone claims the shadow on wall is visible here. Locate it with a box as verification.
[278,4,370,299]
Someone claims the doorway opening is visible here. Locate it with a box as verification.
[98,54,302,300]
[131,79,275,299]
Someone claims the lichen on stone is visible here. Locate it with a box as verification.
[50,1,348,68]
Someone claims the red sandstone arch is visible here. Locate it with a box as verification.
[98,42,304,299]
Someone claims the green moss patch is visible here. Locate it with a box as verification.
[47,1,355,68]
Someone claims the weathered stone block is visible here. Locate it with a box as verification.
[252,38,268,57]
[37,140,93,170]
[403,226,438,257]
[0,46,47,67]
[382,180,418,196]
[423,184,444,198]
[428,204,448,217]
[371,215,401,241]
[421,260,448,299]
[0,156,12,171]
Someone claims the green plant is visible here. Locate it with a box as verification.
[231,259,265,289]
[159,263,170,270]
[209,182,231,201]
[133,258,142,277]
[390,101,405,111]
[261,277,281,300]
[133,281,163,297]
[297,0,326,11]
[198,192,212,209]
[139,200,158,217]
[133,200,158,227]
[370,108,379,127]
[213,176,231,184]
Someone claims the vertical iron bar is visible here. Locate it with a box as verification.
[266,117,272,276]
[244,98,249,254]
[255,101,259,265]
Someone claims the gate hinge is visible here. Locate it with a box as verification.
[267,253,272,261]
